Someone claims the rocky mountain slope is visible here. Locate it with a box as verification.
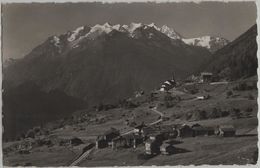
[3,23,212,105]
[203,24,257,80]
[2,22,231,140]
[3,82,87,141]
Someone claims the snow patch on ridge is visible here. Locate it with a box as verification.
[52,36,60,47]
[160,25,181,40]
[182,36,212,49]
[67,26,84,42]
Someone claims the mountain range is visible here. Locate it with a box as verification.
[46,22,228,53]
[3,23,257,140]
[4,23,215,104]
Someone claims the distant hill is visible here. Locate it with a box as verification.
[203,24,257,80]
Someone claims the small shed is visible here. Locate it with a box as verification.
[160,143,174,155]
[217,125,236,137]
[200,72,213,83]
[95,136,108,149]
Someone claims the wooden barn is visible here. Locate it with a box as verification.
[111,136,126,149]
[124,133,144,148]
[192,126,215,137]
[216,125,236,137]
[95,137,108,149]
[96,128,120,149]
[178,124,194,138]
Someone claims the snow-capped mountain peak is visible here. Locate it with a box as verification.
[51,36,61,47]
[60,22,228,53]
[67,26,85,42]
[123,22,143,33]
[182,36,229,53]
[146,23,160,31]
[160,25,182,40]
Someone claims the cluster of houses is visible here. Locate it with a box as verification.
[159,79,176,92]
[95,123,236,155]
[159,72,214,92]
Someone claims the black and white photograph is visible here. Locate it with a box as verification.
[1,0,258,166]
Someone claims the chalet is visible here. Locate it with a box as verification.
[192,126,215,137]
[95,136,108,149]
[124,133,144,148]
[95,128,120,149]
[111,136,126,149]
[216,125,236,137]
[145,139,161,155]
[160,143,174,155]
[178,124,194,138]
[200,72,213,83]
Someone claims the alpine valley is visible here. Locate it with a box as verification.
[3,23,257,166]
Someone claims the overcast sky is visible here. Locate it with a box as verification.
[2,1,257,60]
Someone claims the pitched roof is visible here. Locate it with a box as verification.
[219,125,236,132]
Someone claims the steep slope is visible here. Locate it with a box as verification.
[4,23,211,105]
[3,82,87,141]
[203,24,257,80]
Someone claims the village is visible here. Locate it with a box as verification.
[92,72,236,156]
[95,115,236,155]
[3,71,258,166]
